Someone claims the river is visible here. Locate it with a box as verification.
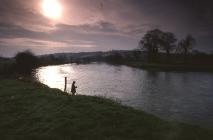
[33,63,213,128]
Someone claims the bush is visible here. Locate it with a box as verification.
[15,50,39,74]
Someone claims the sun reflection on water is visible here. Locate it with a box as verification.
[35,64,75,91]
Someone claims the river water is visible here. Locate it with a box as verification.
[33,63,213,128]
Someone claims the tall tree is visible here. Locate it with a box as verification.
[161,32,177,55]
[139,29,177,55]
[139,29,164,54]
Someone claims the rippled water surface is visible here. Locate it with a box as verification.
[34,63,213,128]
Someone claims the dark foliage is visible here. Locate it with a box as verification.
[15,50,39,74]
[139,29,163,54]
[105,52,124,63]
[139,29,177,55]
[161,32,177,55]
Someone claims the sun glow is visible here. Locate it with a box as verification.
[42,0,62,20]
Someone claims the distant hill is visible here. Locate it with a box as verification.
[39,50,146,65]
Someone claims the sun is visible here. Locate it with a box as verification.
[42,0,62,20]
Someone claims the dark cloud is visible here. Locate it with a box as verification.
[0,21,137,57]
[0,22,41,38]
[55,21,119,34]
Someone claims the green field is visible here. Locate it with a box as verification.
[0,79,212,139]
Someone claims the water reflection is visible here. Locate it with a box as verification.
[34,63,213,128]
[34,65,75,91]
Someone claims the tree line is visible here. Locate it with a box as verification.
[139,29,196,56]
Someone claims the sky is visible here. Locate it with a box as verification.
[0,0,213,57]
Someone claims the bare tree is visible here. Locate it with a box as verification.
[177,35,196,55]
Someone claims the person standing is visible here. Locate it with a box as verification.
[71,81,77,95]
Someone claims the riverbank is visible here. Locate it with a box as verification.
[39,51,213,72]
[0,79,213,139]
[108,61,213,72]
[1,51,213,75]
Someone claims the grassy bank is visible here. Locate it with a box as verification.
[0,79,213,139]
[0,59,15,76]
[115,61,213,72]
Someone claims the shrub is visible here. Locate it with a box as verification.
[15,50,39,74]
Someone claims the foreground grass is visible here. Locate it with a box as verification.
[0,60,15,76]
[0,79,212,140]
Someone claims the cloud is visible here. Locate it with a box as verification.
[0,20,138,57]
[0,0,213,56]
